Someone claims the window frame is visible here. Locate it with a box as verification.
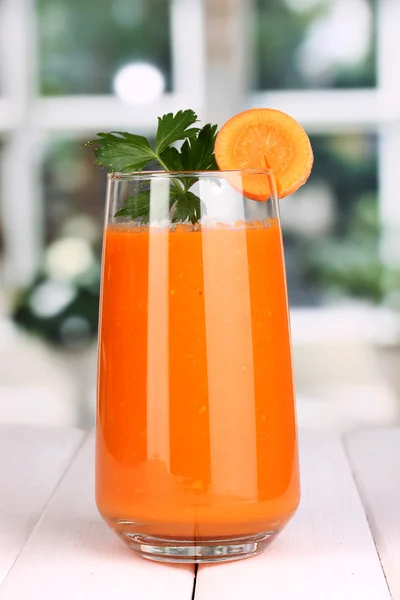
[0,0,399,287]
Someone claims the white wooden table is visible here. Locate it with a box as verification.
[0,425,399,599]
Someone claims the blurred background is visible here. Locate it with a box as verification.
[1,0,400,431]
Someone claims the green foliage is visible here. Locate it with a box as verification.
[37,0,171,95]
[159,146,183,171]
[13,274,100,349]
[88,110,219,225]
[303,195,396,304]
[88,132,156,172]
[255,0,376,90]
[180,124,219,171]
[115,190,152,223]
[155,110,199,154]
[173,191,203,225]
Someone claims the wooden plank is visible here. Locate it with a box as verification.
[0,425,84,587]
[0,432,195,600]
[194,431,391,600]
[345,428,400,600]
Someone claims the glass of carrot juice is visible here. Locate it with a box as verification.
[96,170,299,563]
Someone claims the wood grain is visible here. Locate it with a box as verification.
[194,431,391,599]
[346,428,400,600]
[0,431,195,600]
[0,425,84,587]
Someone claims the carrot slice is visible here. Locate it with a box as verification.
[214,108,313,200]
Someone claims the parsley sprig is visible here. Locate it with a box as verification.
[87,110,219,225]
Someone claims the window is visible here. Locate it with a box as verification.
[42,138,106,244]
[281,133,378,305]
[1,0,400,315]
[37,0,172,95]
[254,0,376,90]
[249,0,400,309]
[0,141,3,256]
[0,0,203,286]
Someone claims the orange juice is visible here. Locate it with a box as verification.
[96,219,299,540]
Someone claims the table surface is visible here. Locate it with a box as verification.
[0,425,399,600]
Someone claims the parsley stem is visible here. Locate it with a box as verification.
[88,110,218,226]
[155,153,185,194]
[156,154,172,173]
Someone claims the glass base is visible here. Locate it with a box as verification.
[116,527,278,563]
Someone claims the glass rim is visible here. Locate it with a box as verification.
[108,169,274,180]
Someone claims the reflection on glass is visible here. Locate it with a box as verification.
[36,0,172,95]
[279,133,379,305]
[254,0,376,89]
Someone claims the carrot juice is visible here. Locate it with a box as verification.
[96,218,300,545]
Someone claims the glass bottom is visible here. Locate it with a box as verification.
[115,527,278,563]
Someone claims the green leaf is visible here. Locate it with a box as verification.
[87,132,156,172]
[160,146,183,171]
[156,110,199,154]
[172,191,203,225]
[115,191,151,223]
[87,110,219,225]
[180,123,219,171]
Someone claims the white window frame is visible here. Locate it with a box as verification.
[0,0,399,287]
[250,0,400,273]
[0,0,207,285]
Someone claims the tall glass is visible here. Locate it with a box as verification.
[96,171,299,563]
